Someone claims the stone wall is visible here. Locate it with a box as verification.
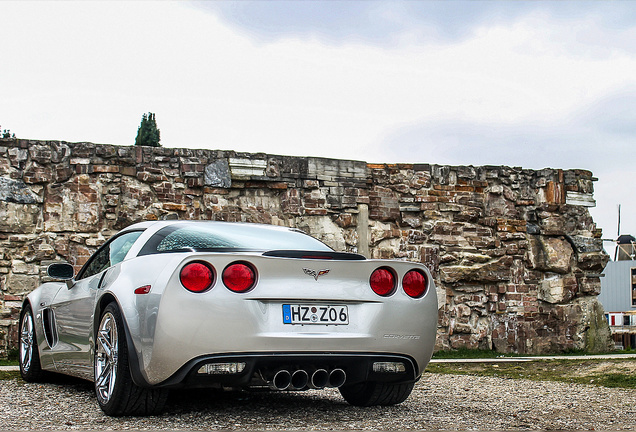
[0,138,611,357]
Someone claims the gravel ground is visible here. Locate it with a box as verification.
[1,372,636,430]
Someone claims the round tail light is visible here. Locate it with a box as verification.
[180,262,215,293]
[223,262,256,293]
[369,267,396,296]
[402,269,428,298]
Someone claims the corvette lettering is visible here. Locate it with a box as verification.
[383,334,420,340]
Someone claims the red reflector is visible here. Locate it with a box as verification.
[402,269,428,298]
[369,267,396,296]
[180,262,214,293]
[222,262,256,293]
[134,285,151,295]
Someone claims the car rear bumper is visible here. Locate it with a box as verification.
[151,352,420,390]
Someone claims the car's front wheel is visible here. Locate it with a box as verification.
[94,302,168,416]
[19,304,46,382]
[339,381,414,406]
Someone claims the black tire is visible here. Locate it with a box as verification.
[339,381,414,406]
[94,302,168,416]
[19,304,46,382]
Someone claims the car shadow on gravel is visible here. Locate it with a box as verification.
[16,373,397,423]
[37,372,95,392]
[164,388,388,421]
[167,388,344,412]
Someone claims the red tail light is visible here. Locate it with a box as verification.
[180,262,215,293]
[369,267,396,296]
[223,262,256,293]
[402,269,428,298]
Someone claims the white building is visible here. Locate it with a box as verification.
[599,239,636,349]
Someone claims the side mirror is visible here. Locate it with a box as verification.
[47,263,75,280]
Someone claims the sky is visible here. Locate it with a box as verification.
[1,1,635,258]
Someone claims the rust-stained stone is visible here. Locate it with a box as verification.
[545,180,565,204]
[333,213,355,228]
[162,203,187,212]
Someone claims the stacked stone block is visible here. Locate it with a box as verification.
[0,138,611,357]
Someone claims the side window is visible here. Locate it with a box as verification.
[80,247,110,280]
[109,232,142,266]
[78,231,144,280]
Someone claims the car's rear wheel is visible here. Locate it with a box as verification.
[95,302,168,416]
[339,381,414,406]
[19,304,46,382]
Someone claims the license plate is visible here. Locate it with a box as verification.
[282,304,349,325]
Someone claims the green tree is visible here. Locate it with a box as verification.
[1,126,15,138]
[134,112,161,147]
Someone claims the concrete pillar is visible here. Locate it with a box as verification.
[357,204,369,258]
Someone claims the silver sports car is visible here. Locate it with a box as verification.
[19,221,437,416]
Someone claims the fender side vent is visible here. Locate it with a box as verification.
[42,308,59,348]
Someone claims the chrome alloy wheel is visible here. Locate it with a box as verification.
[19,310,35,372]
[95,312,119,405]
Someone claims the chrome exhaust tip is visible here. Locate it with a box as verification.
[270,370,292,390]
[328,368,346,388]
[309,369,329,389]
[290,369,309,390]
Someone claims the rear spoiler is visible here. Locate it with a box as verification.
[262,250,366,261]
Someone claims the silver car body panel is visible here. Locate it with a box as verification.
[24,221,438,387]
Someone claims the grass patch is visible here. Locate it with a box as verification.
[0,348,19,366]
[432,348,523,359]
[590,373,636,388]
[426,359,636,389]
[0,370,20,380]
[431,347,634,359]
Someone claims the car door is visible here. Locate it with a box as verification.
[49,230,144,379]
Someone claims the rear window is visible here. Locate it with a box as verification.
[138,223,333,256]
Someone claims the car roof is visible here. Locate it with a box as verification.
[121,220,302,236]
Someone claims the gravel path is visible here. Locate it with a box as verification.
[1,373,636,430]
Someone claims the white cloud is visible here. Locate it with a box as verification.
[4,1,635,152]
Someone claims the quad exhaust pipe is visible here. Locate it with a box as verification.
[328,368,346,388]
[291,369,309,390]
[309,369,329,389]
[270,370,292,390]
[268,368,346,390]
